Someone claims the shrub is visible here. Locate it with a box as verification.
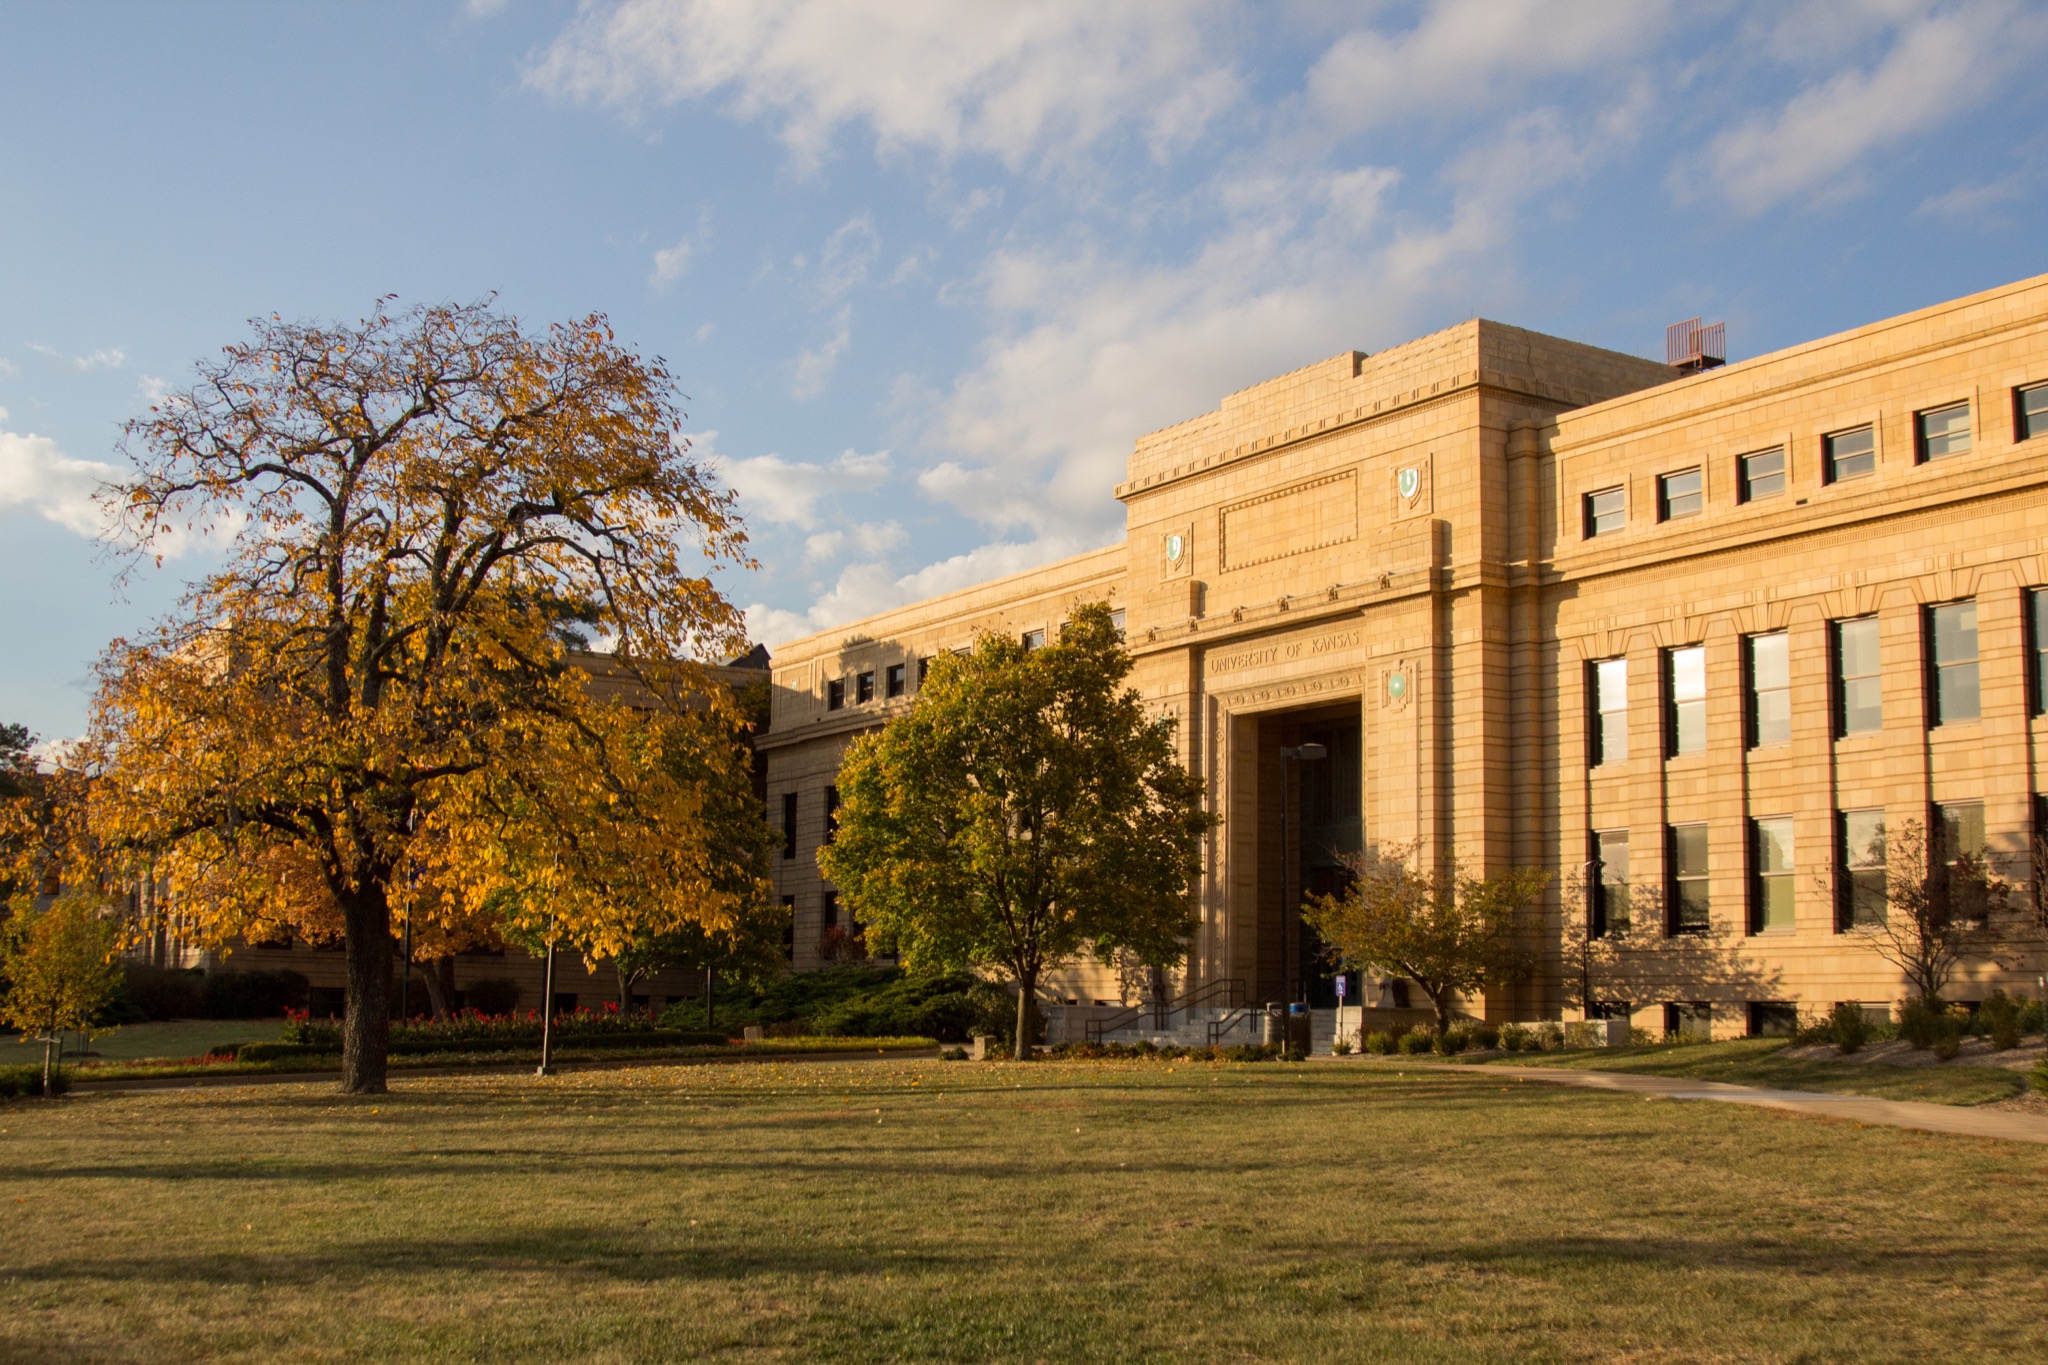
[118,964,206,1021]
[1979,991,2024,1052]
[1898,998,1943,1050]
[657,965,1008,1041]
[1468,1024,1500,1050]
[1432,1030,1469,1056]
[2018,997,2046,1037]
[1331,1037,1354,1056]
[1499,1023,1530,1052]
[464,978,520,1015]
[1828,1000,1871,1055]
[1221,1043,1278,1062]
[0,1064,69,1099]
[1397,1031,1433,1056]
[1363,1030,1396,1055]
[237,1042,334,1064]
[939,1046,968,1061]
[2034,1059,2048,1096]
[1536,1022,1564,1051]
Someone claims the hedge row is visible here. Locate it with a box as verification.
[228,1029,730,1062]
[0,1065,70,1099]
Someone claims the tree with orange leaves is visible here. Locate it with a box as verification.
[85,298,756,1093]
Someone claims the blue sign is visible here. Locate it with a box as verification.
[1334,974,1348,1001]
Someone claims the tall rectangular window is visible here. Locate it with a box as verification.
[1746,631,1790,748]
[1658,467,1704,521]
[821,891,839,929]
[826,678,845,711]
[781,792,798,860]
[2030,589,2048,716]
[823,786,839,844]
[1838,809,1887,930]
[1738,447,1786,502]
[2018,383,2048,442]
[1021,628,1046,651]
[1110,608,1127,637]
[1750,817,1795,933]
[885,663,906,698]
[1669,823,1710,935]
[917,655,932,688]
[1928,601,1980,726]
[1936,801,1986,862]
[855,670,875,704]
[1583,487,1626,538]
[1589,658,1628,766]
[1664,1002,1712,1042]
[1915,401,1972,462]
[1825,424,1875,483]
[1591,829,1630,938]
[1833,617,1882,736]
[1665,645,1706,758]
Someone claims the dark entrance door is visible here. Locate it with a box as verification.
[1259,707,1363,1005]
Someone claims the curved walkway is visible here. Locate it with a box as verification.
[1422,1060,2048,1145]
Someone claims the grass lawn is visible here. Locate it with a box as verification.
[1463,1037,2028,1105]
[31,1018,291,1064]
[4,1060,2046,1362]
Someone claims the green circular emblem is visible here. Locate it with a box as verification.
[1388,671,1408,701]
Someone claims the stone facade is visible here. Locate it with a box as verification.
[762,272,2048,1035]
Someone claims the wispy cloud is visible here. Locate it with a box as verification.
[791,308,851,399]
[710,433,890,529]
[28,343,127,372]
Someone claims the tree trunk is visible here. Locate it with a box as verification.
[340,885,393,1094]
[704,966,716,1031]
[1013,967,1038,1061]
[41,1008,55,1099]
[419,956,453,1020]
[1430,986,1456,1035]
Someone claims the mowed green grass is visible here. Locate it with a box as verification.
[3,1059,2045,1363]
[1464,1037,2028,1105]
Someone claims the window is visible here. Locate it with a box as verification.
[1750,817,1795,933]
[917,655,932,688]
[1936,801,1986,864]
[1665,645,1706,758]
[1824,424,1875,483]
[823,786,839,844]
[1664,1002,1711,1042]
[1738,447,1786,502]
[1928,601,1980,726]
[826,678,845,711]
[885,663,906,699]
[1589,658,1628,766]
[1658,467,1704,521]
[2018,383,2048,442]
[1021,628,1046,651]
[1833,617,1882,736]
[821,891,839,929]
[780,896,795,961]
[855,670,875,704]
[781,792,798,860]
[1838,809,1887,930]
[1583,487,1626,538]
[1668,823,1709,935]
[1915,401,1972,462]
[1746,631,1790,748]
[2030,590,2048,715]
[1110,608,1127,638]
[1591,829,1629,938]
[1748,1002,1799,1038]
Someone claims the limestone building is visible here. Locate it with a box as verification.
[762,272,2048,1037]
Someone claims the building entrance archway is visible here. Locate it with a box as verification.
[1251,704,1362,1005]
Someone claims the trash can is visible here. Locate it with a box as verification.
[1285,1003,1312,1056]
[1260,1005,1286,1048]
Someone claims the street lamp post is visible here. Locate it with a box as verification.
[1277,742,1328,1003]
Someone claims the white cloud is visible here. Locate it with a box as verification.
[803,520,905,563]
[0,358,16,377]
[710,434,890,529]
[525,0,1243,171]
[791,307,851,399]
[0,428,118,538]
[1692,5,2046,215]
[466,0,510,16]
[138,374,172,406]
[1913,173,2026,223]
[817,215,879,299]
[651,237,696,285]
[29,344,126,372]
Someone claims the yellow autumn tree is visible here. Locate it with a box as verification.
[85,298,755,1093]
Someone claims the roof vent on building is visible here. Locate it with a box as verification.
[1665,317,1726,375]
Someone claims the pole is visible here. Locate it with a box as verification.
[400,911,412,1023]
[536,926,557,1077]
[704,965,716,1031]
[1279,753,1290,1005]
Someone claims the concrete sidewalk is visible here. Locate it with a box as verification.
[1420,1061,2048,1145]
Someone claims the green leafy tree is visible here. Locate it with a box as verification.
[1,893,122,1096]
[1303,842,1550,1033]
[819,602,1214,1059]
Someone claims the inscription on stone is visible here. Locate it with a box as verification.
[1207,627,1366,675]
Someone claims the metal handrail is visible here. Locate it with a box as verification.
[1206,1004,1264,1047]
[1085,977,1246,1043]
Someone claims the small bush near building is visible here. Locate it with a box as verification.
[1898,999,1943,1050]
[657,965,1010,1042]
[1397,1031,1433,1056]
[1829,1001,1871,1055]
[1431,1031,1468,1056]
[0,1064,70,1098]
[464,978,520,1016]
[1331,1037,1353,1055]
[1499,1024,1532,1052]
[1979,991,2024,1052]
[1363,1030,1396,1054]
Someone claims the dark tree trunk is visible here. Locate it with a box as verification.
[341,885,393,1094]
[704,966,716,1031]
[420,956,454,1020]
[1429,985,1456,1036]
[1013,967,1038,1061]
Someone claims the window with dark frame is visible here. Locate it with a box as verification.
[1589,658,1628,766]
[2030,589,2048,716]
[2018,383,2048,442]
[1838,808,1887,930]
[1928,600,1980,726]
[1824,424,1875,483]
[855,670,875,704]
[1738,447,1786,502]
[1936,800,1986,865]
[917,655,932,687]
[1110,608,1127,637]
[1665,645,1706,758]
[1583,487,1626,538]
[1591,829,1629,938]
[1747,1002,1799,1037]
[1833,617,1882,736]
[821,891,839,929]
[781,791,797,860]
[824,786,839,844]
[1658,467,1704,521]
[1750,816,1795,933]
[1664,1002,1711,1041]
[1021,628,1046,651]
[1915,400,1972,462]
[1668,823,1710,935]
[885,663,906,698]
[1746,631,1790,748]
[826,678,845,711]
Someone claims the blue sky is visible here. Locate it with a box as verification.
[4,0,2046,743]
